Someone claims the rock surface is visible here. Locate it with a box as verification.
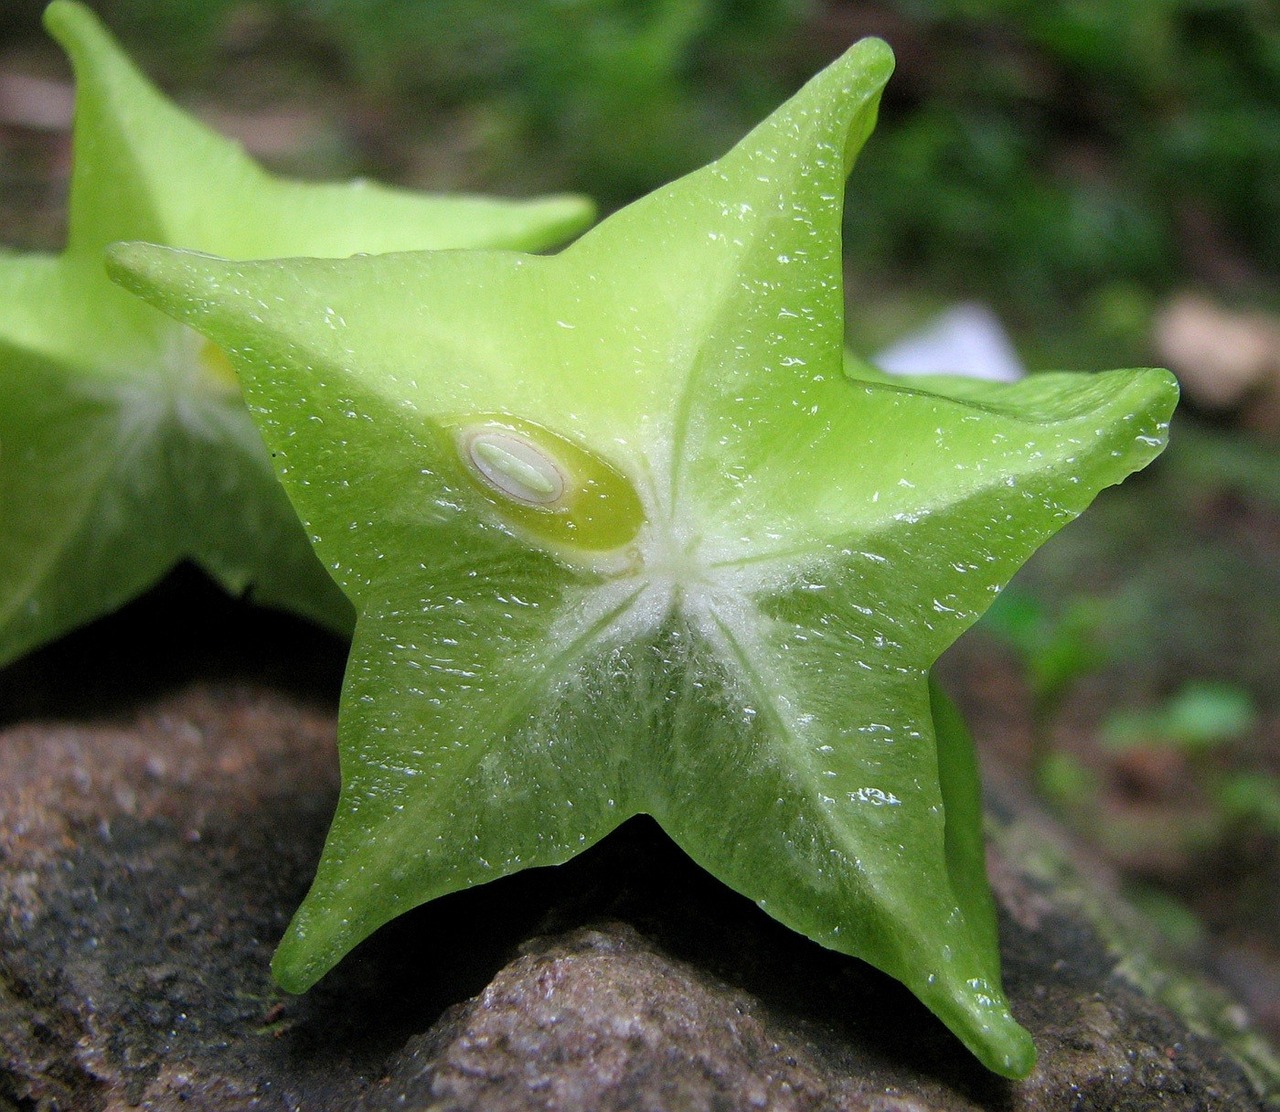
[2,572,1277,1111]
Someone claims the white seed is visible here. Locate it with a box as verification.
[464,429,565,505]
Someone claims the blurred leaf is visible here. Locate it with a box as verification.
[981,588,1108,709]
[1214,772,1280,836]
[1104,681,1258,753]
[1036,750,1099,809]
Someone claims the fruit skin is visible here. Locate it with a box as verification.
[108,33,1177,1080]
[0,0,595,666]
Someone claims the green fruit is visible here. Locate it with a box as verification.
[0,0,594,664]
[109,35,1178,1079]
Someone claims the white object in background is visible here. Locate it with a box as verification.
[872,302,1025,382]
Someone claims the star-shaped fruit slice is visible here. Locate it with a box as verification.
[0,0,593,665]
[109,38,1178,1078]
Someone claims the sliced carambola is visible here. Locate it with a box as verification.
[0,0,594,665]
[109,35,1177,1078]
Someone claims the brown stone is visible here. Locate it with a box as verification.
[1,576,1276,1110]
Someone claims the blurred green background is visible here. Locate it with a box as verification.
[1,0,1277,1044]
[5,0,1278,357]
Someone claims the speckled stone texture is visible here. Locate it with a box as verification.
[1,573,1276,1111]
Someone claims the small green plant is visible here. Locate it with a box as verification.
[1104,681,1280,842]
[982,589,1109,717]
[979,587,1110,795]
[109,36,1179,1078]
[1104,680,1257,756]
[1033,678,1278,872]
[0,1,593,667]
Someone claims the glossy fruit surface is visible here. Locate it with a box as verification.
[0,1,594,664]
[109,37,1177,1078]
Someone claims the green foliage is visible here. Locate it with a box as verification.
[96,0,808,204]
[299,0,808,202]
[1101,681,1280,842]
[982,588,1109,714]
[1036,749,1101,811]
[1214,772,1280,838]
[1125,881,1206,951]
[1168,422,1280,511]
[843,0,1280,316]
[1103,680,1258,755]
[85,0,1278,336]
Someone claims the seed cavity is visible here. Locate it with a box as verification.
[451,414,646,555]
[465,430,565,505]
